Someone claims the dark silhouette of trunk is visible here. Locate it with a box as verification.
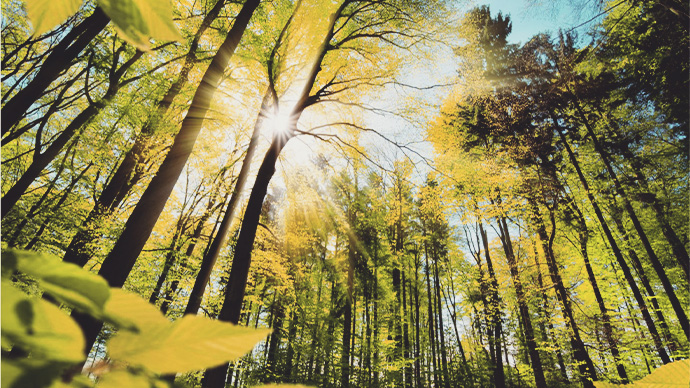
[62,0,228,268]
[283,310,298,382]
[495,216,547,388]
[413,249,422,388]
[2,46,144,219]
[424,243,439,387]
[149,230,183,306]
[479,223,506,388]
[530,244,568,380]
[265,301,284,381]
[565,194,629,382]
[203,6,342,386]
[574,102,690,340]
[1,8,109,135]
[70,0,261,359]
[554,120,671,363]
[530,204,597,387]
[609,205,680,352]
[341,228,355,388]
[595,105,690,281]
[160,192,220,314]
[402,267,413,388]
[432,250,451,388]
[183,89,269,315]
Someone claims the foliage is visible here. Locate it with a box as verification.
[23,0,181,49]
[1,249,272,387]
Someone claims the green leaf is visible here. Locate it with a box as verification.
[101,288,169,332]
[97,0,181,50]
[95,370,158,388]
[1,358,74,388]
[109,309,271,374]
[594,360,690,388]
[2,249,110,317]
[23,0,83,35]
[1,281,85,363]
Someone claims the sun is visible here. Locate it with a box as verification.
[264,109,294,138]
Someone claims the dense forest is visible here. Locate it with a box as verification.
[1,0,688,387]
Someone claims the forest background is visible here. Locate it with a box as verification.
[1,0,688,387]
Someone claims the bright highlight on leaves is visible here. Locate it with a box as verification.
[1,282,85,363]
[22,0,181,50]
[2,249,110,317]
[593,360,690,388]
[96,0,182,50]
[107,290,272,374]
[24,0,83,35]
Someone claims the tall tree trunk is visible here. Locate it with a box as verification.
[479,222,506,388]
[596,105,690,280]
[6,141,75,246]
[424,243,440,387]
[574,103,690,340]
[62,0,229,268]
[530,204,597,387]
[565,194,629,381]
[1,8,109,135]
[432,251,451,388]
[341,228,356,388]
[495,216,547,388]
[70,0,261,360]
[554,120,671,363]
[609,206,679,352]
[203,6,343,386]
[184,89,269,315]
[24,162,92,250]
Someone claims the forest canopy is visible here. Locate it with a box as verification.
[1,0,688,387]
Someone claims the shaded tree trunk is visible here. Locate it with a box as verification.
[554,120,670,364]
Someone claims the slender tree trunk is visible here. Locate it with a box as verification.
[62,0,229,268]
[24,162,92,250]
[554,120,671,363]
[432,252,451,388]
[1,8,109,135]
[479,222,506,388]
[596,105,690,281]
[70,0,261,360]
[7,142,74,246]
[575,103,690,340]
[424,243,440,387]
[204,6,342,386]
[610,206,679,352]
[184,89,270,315]
[495,216,547,388]
[341,228,356,388]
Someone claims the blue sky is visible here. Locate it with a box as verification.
[482,0,602,44]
